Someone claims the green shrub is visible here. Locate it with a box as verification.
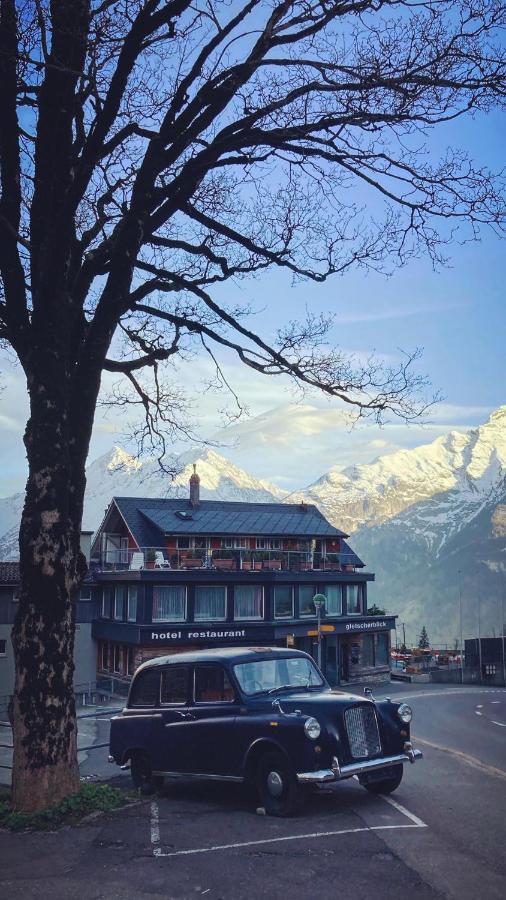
[0,783,133,832]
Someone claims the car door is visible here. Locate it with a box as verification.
[182,664,241,776]
[156,664,192,773]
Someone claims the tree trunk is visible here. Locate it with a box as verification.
[9,375,89,811]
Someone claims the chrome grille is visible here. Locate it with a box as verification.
[344,705,381,759]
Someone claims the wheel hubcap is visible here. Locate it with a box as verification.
[267,770,284,798]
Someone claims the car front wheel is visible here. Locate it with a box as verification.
[130,752,163,795]
[257,751,303,817]
[360,764,403,794]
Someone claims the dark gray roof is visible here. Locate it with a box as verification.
[112,497,347,546]
[340,539,364,569]
[0,562,20,584]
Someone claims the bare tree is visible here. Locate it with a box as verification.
[0,0,504,811]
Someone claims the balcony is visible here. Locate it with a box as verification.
[93,546,357,574]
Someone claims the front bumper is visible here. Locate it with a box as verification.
[297,741,423,785]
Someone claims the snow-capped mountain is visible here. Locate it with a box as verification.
[290,406,506,548]
[0,448,285,558]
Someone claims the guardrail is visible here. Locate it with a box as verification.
[94,546,357,573]
[0,706,123,773]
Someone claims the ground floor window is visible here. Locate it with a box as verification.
[274,585,294,618]
[324,585,342,616]
[299,585,317,617]
[0,639,6,657]
[194,585,227,620]
[152,585,186,622]
[346,584,363,615]
[127,586,138,622]
[234,585,263,620]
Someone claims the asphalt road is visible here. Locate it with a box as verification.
[1,684,505,899]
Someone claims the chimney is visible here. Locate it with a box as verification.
[300,501,307,513]
[189,463,200,507]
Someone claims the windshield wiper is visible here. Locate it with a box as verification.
[267,684,302,695]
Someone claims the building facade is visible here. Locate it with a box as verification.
[90,471,395,687]
[0,473,396,703]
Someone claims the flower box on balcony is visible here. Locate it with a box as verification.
[213,558,235,570]
[183,555,204,568]
[242,560,262,571]
[262,559,282,570]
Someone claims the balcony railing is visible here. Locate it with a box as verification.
[94,546,358,574]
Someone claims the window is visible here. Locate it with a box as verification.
[129,669,160,707]
[177,536,190,549]
[193,537,209,549]
[127,586,138,622]
[101,641,110,670]
[0,639,6,657]
[195,665,235,702]
[152,585,186,622]
[114,585,127,620]
[126,647,135,676]
[234,585,263,620]
[274,585,293,619]
[361,634,375,667]
[161,666,189,705]
[375,633,389,666]
[299,585,317,617]
[324,585,342,616]
[194,585,227,621]
[234,656,323,695]
[79,584,91,601]
[347,584,363,615]
[101,586,113,618]
[113,644,123,673]
[256,538,281,550]
[224,538,246,549]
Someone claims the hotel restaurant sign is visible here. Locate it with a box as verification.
[142,617,395,645]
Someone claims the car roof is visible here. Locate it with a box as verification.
[135,646,312,670]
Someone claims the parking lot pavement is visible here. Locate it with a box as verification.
[1,778,437,900]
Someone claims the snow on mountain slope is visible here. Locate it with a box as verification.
[290,406,506,548]
[0,448,286,558]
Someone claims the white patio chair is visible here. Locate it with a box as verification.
[129,551,144,570]
[154,551,170,568]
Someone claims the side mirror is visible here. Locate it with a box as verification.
[363,687,375,700]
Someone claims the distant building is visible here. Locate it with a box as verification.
[465,638,506,685]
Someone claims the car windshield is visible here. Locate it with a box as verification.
[233,656,324,695]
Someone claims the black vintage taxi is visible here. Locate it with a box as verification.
[109,647,422,816]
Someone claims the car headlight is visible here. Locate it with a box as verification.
[304,717,321,740]
[398,703,412,724]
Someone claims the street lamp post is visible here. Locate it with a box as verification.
[313,594,326,670]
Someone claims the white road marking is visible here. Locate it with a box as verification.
[150,795,427,859]
[150,801,161,857]
[491,701,501,704]
[476,705,483,708]
[491,720,506,727]
[381,795,428,828]
[475,711,483,716]
[153,823,425,858]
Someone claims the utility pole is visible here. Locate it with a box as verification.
[478,594,482,684]
[458,570,464,685]
[501,575,506,688]
[402,622,406,650]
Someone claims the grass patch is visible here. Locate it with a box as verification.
[0,783,134,831]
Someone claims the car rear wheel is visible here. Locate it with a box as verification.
[130,752,163,795]
[257,751,303,817]
[360,764,403,794]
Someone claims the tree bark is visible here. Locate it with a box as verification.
[9,351,91,811]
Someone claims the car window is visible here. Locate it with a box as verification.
[234,656,324,695]
[194,665,235,703]
[161,666,189,705]
[129,669,160,707]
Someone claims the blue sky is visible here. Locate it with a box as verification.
[1,107,505,495]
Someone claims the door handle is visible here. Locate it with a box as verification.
[175,710,194,720]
